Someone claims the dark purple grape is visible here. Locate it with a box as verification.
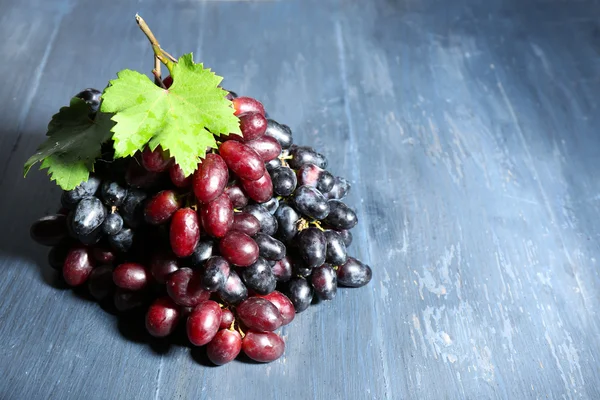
[337,229,353,247]
[286,278,313,313]
[102,212,123,236]
[254,234,286,261]
[201,256,230,291]
[297,228,326,268]
[265,119,293,149]
[200,193,234,238]
[217,270,248,304]
[141,145,172,172]
[311,264,337,300]
[242,331,285,363]
[324,200,358,230]
[224,183,249,209]
[261,197,279,214]
[150,251,179,284]
[113,263,148,291]
[289,146,327,169]
[219,231,259,267]
[187,300,222,346]
[71,196,106,237]
[245,135,281,161]
[109,228,134,252]
[63,247,94,286]
[270,167,297,197]
[258,291,295,325]
[120,189,147,228]
[240,172,273,203]
[88,265,115,301]
[297,163,334,193]
[266,158,282,173]
[232,97,265,117]
[146,296,181,337]
[219,141,265,181]
[236,297,282,332]
[166,268,210,307]
[170,208,200,258]
[241,257,277,295]
[293,186,330,220]
[193,153,229,204]
[226,90,238,100]
[207,329,242,365]
[220,309,235,329]
[231,213,260,236]
[324,177,351,200]
[274,204,299,242]
[75,88,102,113]
[144,190,180,225]
[243,204,278,236]
[189,239,217,267]
[30,215,67,246]
[100,181,127,207]
[324,230,348,266]
[61,176,101,208]
[292,257,313,278]
[337,258,372,288]
[272,256,293,282]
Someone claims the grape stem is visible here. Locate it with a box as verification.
[135,14,176,75]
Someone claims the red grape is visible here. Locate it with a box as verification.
[193,153,229,204]
[231,213,260,236]
[239,112,267,141]
[170,208,200,257]
[220,309,235,329]
[144,190,180,225]
[241,172,273,203]
[219,141,265,181]
[141,146,172,172]
[187,300,222,346]
[113,262,148,291]
[236,297,283,332]
[125,160,162,189]
[30,215,67,246]
[224,183,249,209]
[114,288,146,312]
[63,247,94,286]
[91,246,116,264]
[200,193,233,238]
[150,251,179,284]
[166,268,210,307]
[219,231,259,267]
[169,163,192,188]
[232,97,265,116]
[146,296,180,337]
[258,291,295,325]
[163,75,173,88]
[207,329,242,365]
[242,331,285,363]
[245,135,282,161]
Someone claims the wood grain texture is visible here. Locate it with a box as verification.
[1,0,600,398]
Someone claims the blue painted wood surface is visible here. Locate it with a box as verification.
[1,0,600,398]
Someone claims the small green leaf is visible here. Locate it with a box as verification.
[23,98,115,190]
[101,53,240,177]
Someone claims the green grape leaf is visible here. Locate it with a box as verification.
[23,98,115,190]
[100,53,241,176]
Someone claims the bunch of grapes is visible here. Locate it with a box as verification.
[30,87,372,365]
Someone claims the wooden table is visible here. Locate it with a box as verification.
[1,0,599,398]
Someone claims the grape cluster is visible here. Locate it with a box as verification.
[30,88,372,365]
